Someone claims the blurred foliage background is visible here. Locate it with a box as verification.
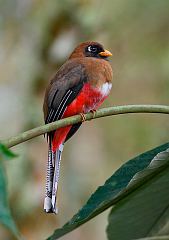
[0,0,169,239]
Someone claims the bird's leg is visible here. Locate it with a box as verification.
[90,109,97,118]
[79,113,86,122]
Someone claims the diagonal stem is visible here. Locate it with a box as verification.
[1,104,169,148]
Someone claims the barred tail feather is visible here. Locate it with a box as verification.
[44,146,54,213]
[52,143,64,213]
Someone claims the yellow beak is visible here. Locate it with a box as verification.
[99,49,113,57]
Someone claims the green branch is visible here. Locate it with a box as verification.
[2,105,169,148]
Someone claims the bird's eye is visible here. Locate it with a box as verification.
[87,45,98,53]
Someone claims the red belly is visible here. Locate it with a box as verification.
[52,83,106,151]
[63,83,105,117]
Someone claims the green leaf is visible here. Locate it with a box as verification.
[136,237,169,240]
[46,142,169,240]
[107,147,169,240]
[0,144,20,239]
[0,143,17,160]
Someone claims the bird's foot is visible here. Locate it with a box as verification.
[90,109,97,118]
[79,113,86,122]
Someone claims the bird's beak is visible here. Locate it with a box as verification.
[99,49,113,57]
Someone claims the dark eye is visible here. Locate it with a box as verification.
[87,45,98,53]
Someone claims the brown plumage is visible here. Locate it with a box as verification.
[43,41,113,213]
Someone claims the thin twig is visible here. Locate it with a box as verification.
[1,104,169,148]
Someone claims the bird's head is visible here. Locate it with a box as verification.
[69,41,112,60]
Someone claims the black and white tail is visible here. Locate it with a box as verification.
[44,144,64,213]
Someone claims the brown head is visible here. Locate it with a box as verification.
[69,41,112,60]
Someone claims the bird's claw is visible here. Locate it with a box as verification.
[79,113,86,122]
[90,109,97,118]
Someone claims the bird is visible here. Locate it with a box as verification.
[43,41,113,213]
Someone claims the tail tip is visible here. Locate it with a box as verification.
[44,197,53,213]
[44,208,53,213]
[44,197,58,214]
[44,207,58,214]
[52,206,58,214]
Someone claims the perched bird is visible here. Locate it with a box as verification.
[43,41,113,213]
